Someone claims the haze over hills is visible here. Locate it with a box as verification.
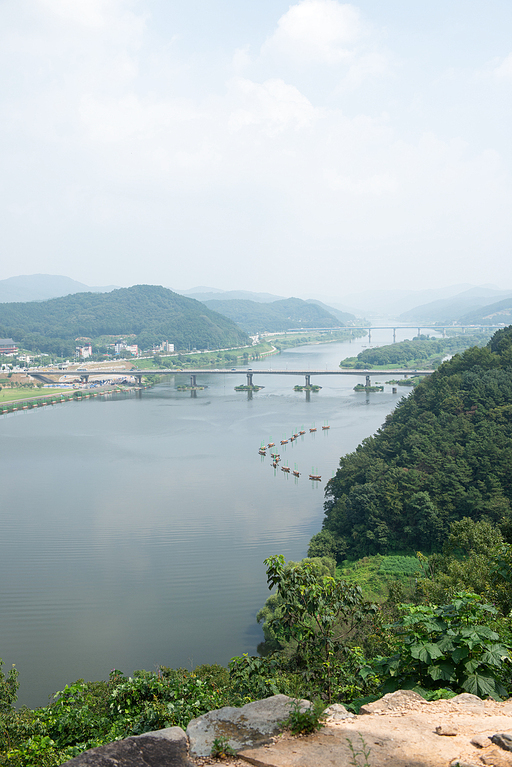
[460,297,512,326]
[329,285,488,318]
[179,287,285,303]
[398,287,512,324]
[201,297,348,334]
[0,274,118,303]
[0,285,249,356]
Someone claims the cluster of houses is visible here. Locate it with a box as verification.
[2,336,175,363]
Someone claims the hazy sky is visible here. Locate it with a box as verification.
[1,0,511,296]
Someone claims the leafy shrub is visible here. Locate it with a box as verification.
[374,592,512,699]
[282,697,326,735]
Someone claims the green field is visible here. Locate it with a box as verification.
[0,387,72,404]
[338,554,423,601]
[129,341,276,371]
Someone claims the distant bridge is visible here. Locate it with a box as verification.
[28,367,435,389]
[283,324,502,344]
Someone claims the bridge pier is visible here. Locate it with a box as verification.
[135,374,143,385]
[190,374,196,387]
[417,327,421,338]
[366,374,371,388]
[305,374,311,387]
[246,372,253,387]
[393,328,396,343]
[368,329,371,344]
[80,374,89,383]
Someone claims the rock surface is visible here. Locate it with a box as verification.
[237,695,512,767]
[187,695,308,757]
[61,726,192,766]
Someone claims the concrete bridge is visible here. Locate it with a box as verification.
[28,367,435,389]
[284,324,502,344]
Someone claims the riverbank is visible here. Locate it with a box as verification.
[0,383,151,414]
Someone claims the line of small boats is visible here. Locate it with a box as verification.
[258,424,330,480]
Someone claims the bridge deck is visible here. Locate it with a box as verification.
[29,368,434,377]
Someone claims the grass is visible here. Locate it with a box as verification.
[129,341,276,371]
[338,554,423,601]
[0,387,72,404]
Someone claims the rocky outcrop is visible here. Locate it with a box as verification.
[58,692,512,767]
[186,694,308,757]
[60,726,192,767]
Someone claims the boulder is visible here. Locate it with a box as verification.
[187,693,307,756]
[359,689,424,714]
[60,726,192,767]
[323,703,355,721]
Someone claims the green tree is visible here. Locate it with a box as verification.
[263,555,376,701]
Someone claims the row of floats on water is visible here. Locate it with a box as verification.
[258,424,330,481]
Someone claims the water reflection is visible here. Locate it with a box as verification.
[0,332,414,707]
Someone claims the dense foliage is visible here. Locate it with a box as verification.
[0,285,249,355]
[318,326,512,559]
[340,333,490,369]
[202,297,343,333]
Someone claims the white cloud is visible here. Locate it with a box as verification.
[494,53,512,79]
[262,0,363,65]
[227,77,319,135]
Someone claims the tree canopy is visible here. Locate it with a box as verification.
[0,285,249,354]
[320,326,512,559]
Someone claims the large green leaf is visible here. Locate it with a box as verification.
[410,643,444,663]
[428,662,456,682]
[480,644,511,667]
[462,673,497,698]
[451,647,469,664]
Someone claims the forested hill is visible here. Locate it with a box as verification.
[202,296,344,333]
[312,326,512,561]
[0,285,249,355]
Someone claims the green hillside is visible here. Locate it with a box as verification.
[339,333,492,369]
[312,326,512,560]
[0,285,249,355]
[460,297,512,325]
[202,296,343,333]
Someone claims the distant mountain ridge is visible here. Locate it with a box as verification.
[180,288,285,303]
[0,285,249,356]
[202,297,347,334]
[460,297,512,325]
[399,287,512,323]
[0,274,118,303]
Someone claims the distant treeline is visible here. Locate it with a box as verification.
[202,296,348,334]
[340,333,491,369]
[0,285,249,355]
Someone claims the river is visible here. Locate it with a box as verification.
[1,328,419,707]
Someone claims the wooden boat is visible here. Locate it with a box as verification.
[309,474,321,481]
[299,430,305,435]
[292,470,300,477]
[272,461,278,468]
[280,440,288,445]
[258,449,266,456]
[281,466,290,473]
[322,425,330,430]
[268,442,275,448]
[293,433,299,438]
[309,427,317,432]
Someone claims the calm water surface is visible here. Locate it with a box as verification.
[1,330,417,706]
